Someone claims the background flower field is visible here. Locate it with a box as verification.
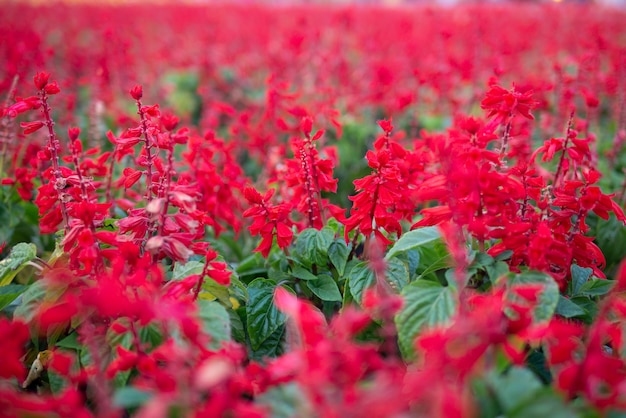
[1,2,626,417]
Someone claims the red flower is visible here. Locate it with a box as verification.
[481,84,538,124]
[0,319,29,380]
[130,84,143,100]
[243,187,293,257]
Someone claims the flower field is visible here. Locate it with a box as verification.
[1,1,626,417]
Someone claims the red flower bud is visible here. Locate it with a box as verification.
[34,72,50,90]
[68,127,80,141]
[301,116,313,136]
[20,121,45,135]
[44,81,60,95]
[130,85,143,100]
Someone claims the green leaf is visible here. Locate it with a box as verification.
[555,296,586,318]
[348,262,374,304]
[13,280,49,323]
[249,325,285,362]
[485,261,510,283]
[504,271,559,323]
[56,332,81,350]
[473,252,494,268]
[172,260,204,280]
[579,278,614,297]
[198,300,231,350]
[508,391,580,418]
[49,370,66,394]
[385,257,410,293]
[229,309,246,344]
[494,250,514,262]
[415,240,451,280]
[571,264,592,296]
[291,265,318,281]
[385,227,440,260]
[113,387,152,409]
[0,283,27,310]
[395,280,457,360]
[306,275,342,302]
[200,278,231,306]
[328,240,349,276]
[314,227,335,259]
[348,259,409,304]
[294,229,318,266]
[257,383,312,418]
[0,243,37,286]
[486,367,542,413]
[246,279,286,351]
[526,350,552,384]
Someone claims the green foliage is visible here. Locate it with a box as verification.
[395,279,458,360]
[502,271,559,324]
[246,278,287,352]
[0,242,37,286]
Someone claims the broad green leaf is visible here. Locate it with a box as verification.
[485,261,510,283]
[348,258,409,304]
[385,227,440,260]
[494,250,514,262]
[579,278,614,297]
[504,271,559,323]
[526,349,552,384]
[198,300,231,350]
[257,383,312,418]
[397,249,420,281]
[172,260,203,280]
[291,265,318,281]
[570,264,592,296]
[113,387,152,409]
[294,229,318,266]
[0,283,27,310]
[348,261,373,303]
[48,370,66,395]
[246,279,286,351]
[314,227,335,260]
[415,240,451,280]
[56,332,81,350]
[295,227,335,266]
[385,258,410,293]
[0,243,37,286]
[306,275,342,302]
[509,391,580,418]
[395,280,457,360]
[555,296,586,318]
[229,275,249,303]
[201,278,232,307]
[486,367,542,413]
[570,296,597,324]
[328,240,349,276]
[472,252,494,268]
[249,325,285,362]
[229,309,246,344]
[13,280,48,323]
[138,324,164,349]
[235,252,266,275]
